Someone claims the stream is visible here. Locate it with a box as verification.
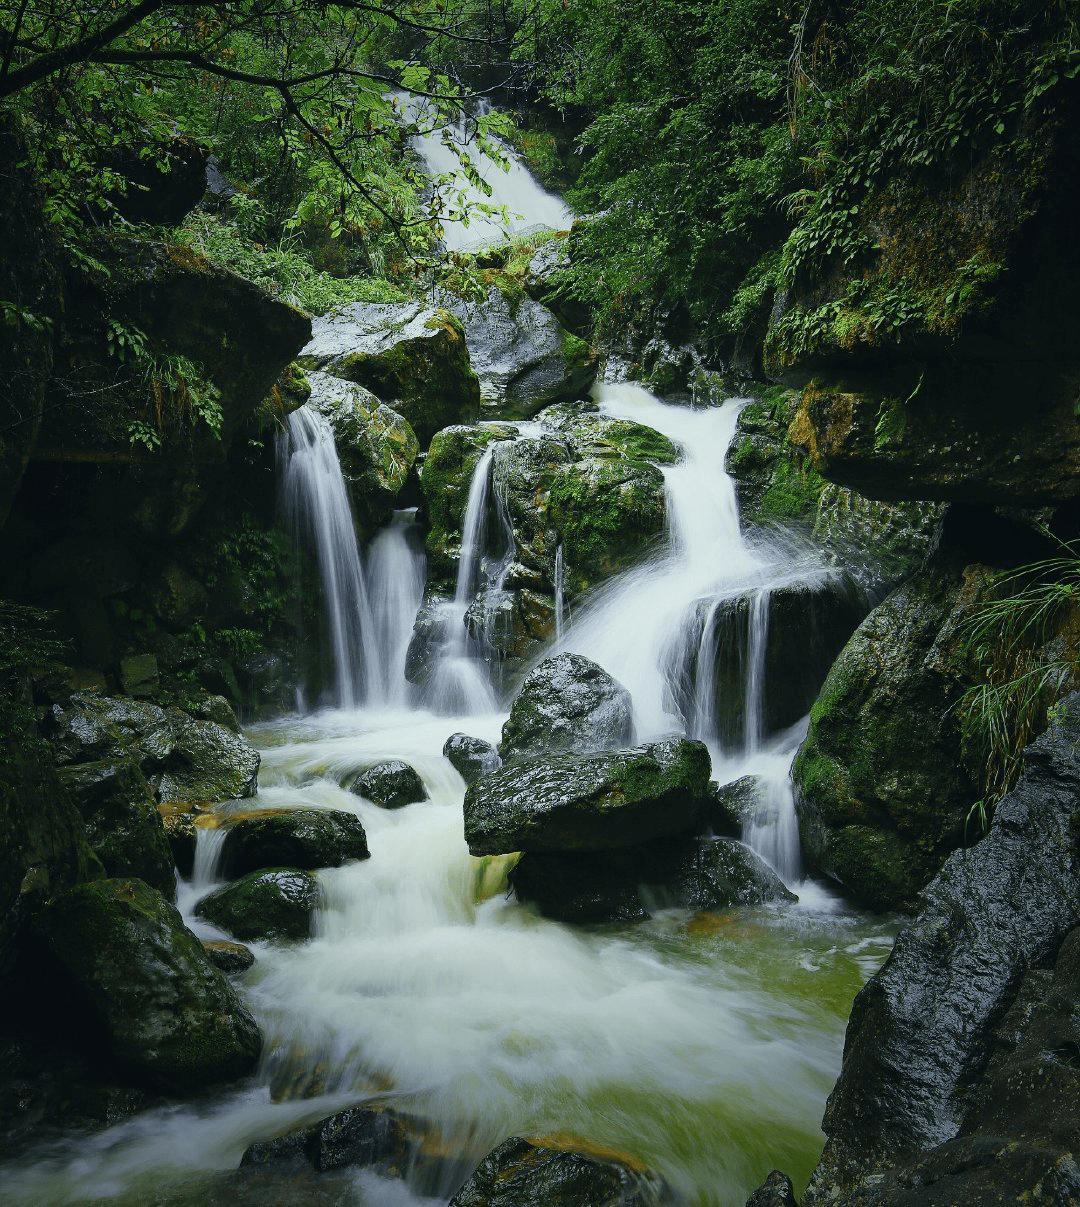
[2,383,895,1206]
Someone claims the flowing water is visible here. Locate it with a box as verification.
[1,384,895,1206]
[395,94,573,251]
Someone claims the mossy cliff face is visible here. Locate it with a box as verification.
[768,86,1080,508]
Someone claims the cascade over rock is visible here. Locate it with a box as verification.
[463,738,711,855]
[219,808,370,877]
[35,878,262,1093]
[298,300,480,445]
[499,653,633,762]
[303,370,419,529]
[801,694,1080,1205]
[436,284,598,418]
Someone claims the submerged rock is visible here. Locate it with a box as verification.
[298,300,480,445]
[241,1103,413,1173]
[202,939,256,974]
[195,868,320,942]
[802,694,1080,1203]
[448,1135,672,1207]
[499,653,633,762]
[220,809,370,877]
[443,733,502,786]
[349,761,427,809]
[59,758,175,898]
[464,739,711,856]
[35,878,261,1092]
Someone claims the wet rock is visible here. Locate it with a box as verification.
[464,739,711,856]
[511,835,794,924]
[793,566,988,910]
[119,653,159,698]
[500,654,634,762]
[745,1170,799,1207]
[195,868,319,942]
[437,285,598,419]
[241,1103,412,1173]
[305,370,419,527]
[448,1135,671,1207]
[202,939,256,974]
[46,693,261,805]
[705,777,762,838]
[59,758,175,898]
[349,761,426,809]
[220,809,370,877]
[802,693,1080,1202]
[35,878,261,1092]
[298,300,480,445]
[443,733,502,786]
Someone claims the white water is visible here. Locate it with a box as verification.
[1,384,894,1206]
[364,509,426,708]
[397,94,573,250]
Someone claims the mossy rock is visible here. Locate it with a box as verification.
[195,868,319,942]
[349,761,426,809]
[59,758,175,898]
[299,300,480,446]
[220,809,369,878]
[464,739,711,856]
[35,878,261,1092]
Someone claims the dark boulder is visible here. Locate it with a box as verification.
[443,733,502,786]
[59,758,175,898]
[464,739,711,856]
[511,835,794,924]
[802,693,1080,1203]
[220,809,369,878]
[500,653,633,762]
[705,776,763,838]
[745,1170,799,1207]
[195,868,320,943]
[35,878,261,1092]
[350,761,427,809]
[202,939,256,974]
[448,1135,672,1207]
[241,1103,413,1174]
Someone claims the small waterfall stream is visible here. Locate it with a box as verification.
[1,385,893,1206]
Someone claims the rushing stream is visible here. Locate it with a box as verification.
[2,382,895,1206]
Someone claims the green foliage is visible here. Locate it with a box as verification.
[958,549,1080,828]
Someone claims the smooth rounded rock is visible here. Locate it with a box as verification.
[443,733,502,786]
[220,808,369,877]
[195,868,319,942]
[349,760,426,809]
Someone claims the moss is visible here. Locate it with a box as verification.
[758,455,827,522]
[560,329,592,368]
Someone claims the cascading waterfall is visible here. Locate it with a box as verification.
[554,543,566,643]
[395,93,573,250]
[363,509,426,708]
[278,405,373,709]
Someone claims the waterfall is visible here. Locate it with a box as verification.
[278,406,372,709]
[395,93,573,251]
[363,509,426,708]
[426,446,501,714]
[743,588,771,755]
[554,543,566,643]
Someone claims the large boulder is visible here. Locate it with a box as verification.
[793,566,988,910]
[500,653,633,762]
[59,758,175,898]
[195,868,320,942]
[464,739,711,856]
[220,809,369,877]
[304,371,419,528]
[802,693,1080,1204]
[35,878,261,1092]
[47,693,260,805]
[448,1135,672,1207]
[437,285,598,419]
[298,300,480,446]
[511,835,795,924]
